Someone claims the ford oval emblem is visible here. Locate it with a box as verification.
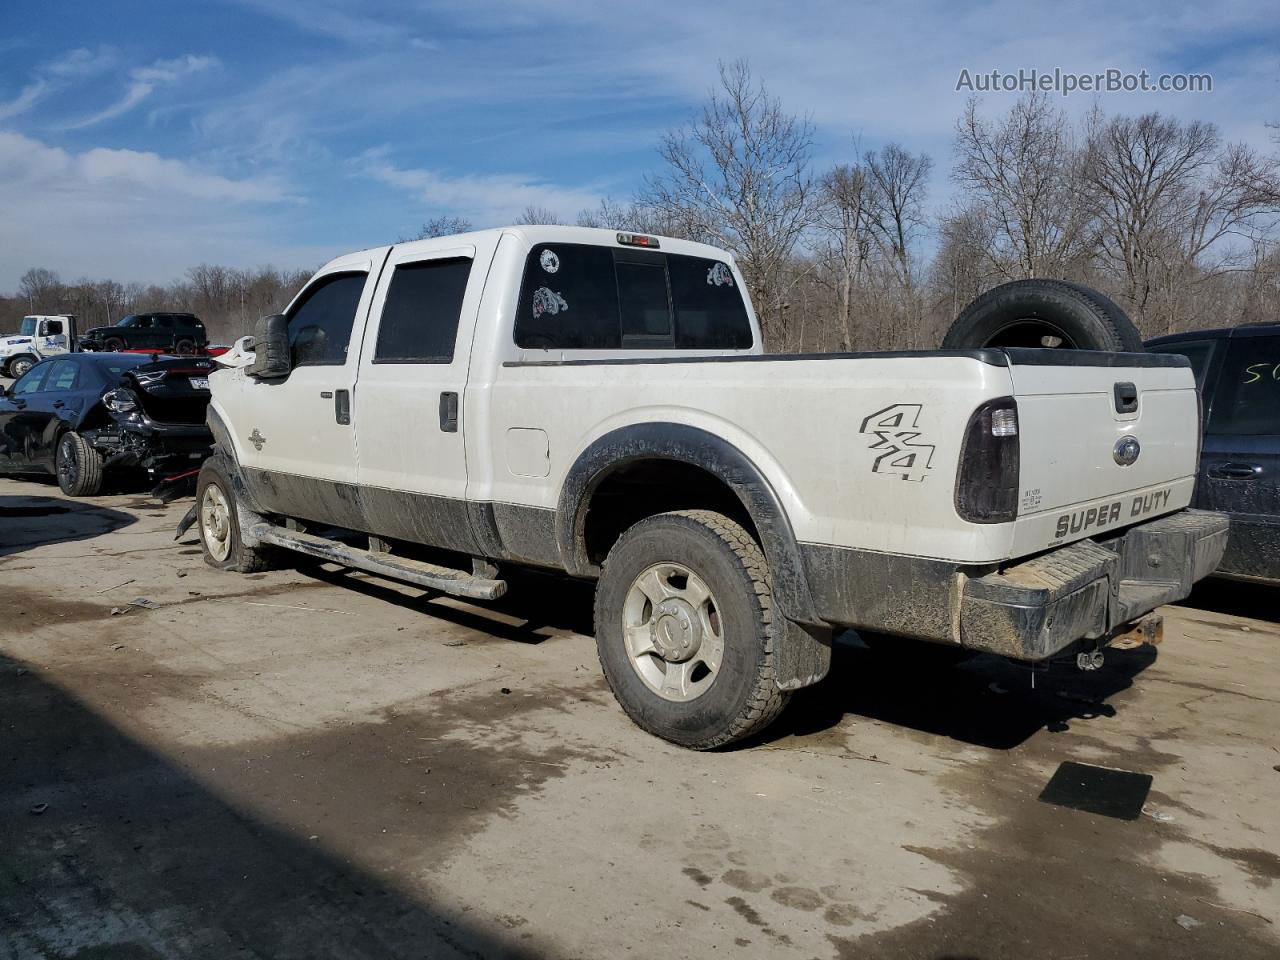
[1114,436,1141,466]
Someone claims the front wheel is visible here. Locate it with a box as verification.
[7,355,35,378]
[174,338,196,355]
[196,459,276,572]
[103,336,126,352]
[56,432,104,497]
[594,510,788,750]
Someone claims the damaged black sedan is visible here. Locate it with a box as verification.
[0,353,214,496]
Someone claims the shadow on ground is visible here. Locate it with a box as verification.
[0,493,136,558]
[1176,576,1279,625]
[762,635,1157,751]
[299,563,597,642]
[0,651,545,960]
[296,556,1153,753]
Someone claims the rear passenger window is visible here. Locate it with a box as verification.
[668,255,753,349]
[515,244,619,349]
[45,360,78,391]
[1208,336,1280,436]
[374,258,472,363]
[514,243,754,350]
[287,272,367,367]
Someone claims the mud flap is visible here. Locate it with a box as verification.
[175,503,198,541]
[774,619,833,691]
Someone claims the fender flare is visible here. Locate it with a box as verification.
[556,422,820,625]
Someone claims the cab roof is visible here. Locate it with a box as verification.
[321,226,737,274]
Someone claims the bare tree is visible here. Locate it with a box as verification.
[640,60,816,347]
[864,144,933,289]
[813,163,874,348]
[514,205,562,225]
[18,268,62,312]
[1082,111,1280,331]
[413,215,472,239]
[953,93,1090,280]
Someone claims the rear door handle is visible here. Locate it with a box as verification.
[52,400,64,408]
[1209,462,1262,480]
[334,389,350,425]
[439,392,458,433]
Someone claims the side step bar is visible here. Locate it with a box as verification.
[248,522,507,601]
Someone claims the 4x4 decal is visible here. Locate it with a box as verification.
[859,403,935,482]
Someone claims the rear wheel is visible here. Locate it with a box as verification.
[7,355,35,378]
[55,432,104,497]
[943,279,1144,352]
[594,510,787,750]
[196,459,276,572]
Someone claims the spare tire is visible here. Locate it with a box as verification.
[943,279,1144,352]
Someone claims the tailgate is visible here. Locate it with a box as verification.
[1006,349,1199,556]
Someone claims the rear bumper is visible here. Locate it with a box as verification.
[960,509,1229,660]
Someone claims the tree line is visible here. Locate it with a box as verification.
[5,60,1278,350]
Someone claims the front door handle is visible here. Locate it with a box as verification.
[1209,462,1261,480]
[334,389,350,425]
[52,400,64,409]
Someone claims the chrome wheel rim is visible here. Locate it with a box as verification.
[11,358,32,377]
[201,483,233,562]
[623,562,724,702]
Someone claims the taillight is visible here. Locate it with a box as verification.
[955,397,1020,524]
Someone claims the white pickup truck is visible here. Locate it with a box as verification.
[190,226,1227,748]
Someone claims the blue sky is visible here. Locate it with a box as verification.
[1,0,1276,290]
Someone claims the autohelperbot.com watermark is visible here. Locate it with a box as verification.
[956,68,1212,97]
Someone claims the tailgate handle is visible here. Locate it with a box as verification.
[1113,381,1138,414]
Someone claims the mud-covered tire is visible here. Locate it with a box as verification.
[55,431,104,497]
[196,458,275,572]
[7,355,36,378]
[594,510,788,750]
[943,279,1144,352]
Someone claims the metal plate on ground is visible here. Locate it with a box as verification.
[1038,760,1152,820]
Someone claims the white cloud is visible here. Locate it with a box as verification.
[63,53,219,129]
[0,132,320,288]
[0,80,47,122]
[44,45,118,78]
[357,150,605,225]
[0,45,118,122]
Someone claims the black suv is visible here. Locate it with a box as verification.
[81,313,208,354]
[1147,322,1279,585]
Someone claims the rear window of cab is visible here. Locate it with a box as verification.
[514,243,753,351]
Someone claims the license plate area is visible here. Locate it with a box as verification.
[189,377,209,390]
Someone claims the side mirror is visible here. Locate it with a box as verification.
[247,314,291,379]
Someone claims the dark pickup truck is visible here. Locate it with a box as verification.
[81,313,209,354]
[1148,322,1279,584]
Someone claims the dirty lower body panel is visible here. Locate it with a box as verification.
[801,509,1229,661]
[961,510,1228,659]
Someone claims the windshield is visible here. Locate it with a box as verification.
[118,315,142,327]
[19,317,36,337]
